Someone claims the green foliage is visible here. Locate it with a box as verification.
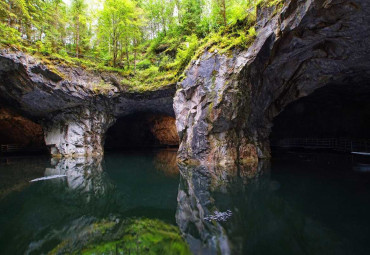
[92,80,116,95]
[0,23,21,45]
[171,34,199,73]
[137,59,152,70]
[0,0,285,93]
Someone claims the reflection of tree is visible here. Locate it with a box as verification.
[176,161,346,255]
[153,149,179,176]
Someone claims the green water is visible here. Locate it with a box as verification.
[0,149,370,254]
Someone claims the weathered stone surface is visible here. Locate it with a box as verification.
[174,0,370,165]
[0,50,175,157]
[0,107,45,146]
[105,113,178,149]
[149,115,179,145]
[43,107,115,157]
[1,0,370,161]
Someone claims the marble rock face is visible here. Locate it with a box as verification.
[174,0,370,165]
[1,0,370,163]
[0,50,175,157]
[43,108,115,157]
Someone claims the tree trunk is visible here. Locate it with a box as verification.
[8,2,12,27]
[76,16,80,58]
[134,38,137,74]
[125,39,130,69]
[221,0,227,26]
[113,36,117,67]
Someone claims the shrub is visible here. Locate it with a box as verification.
[0,23,21,46]
[137,59,152,70]
[172,34,199,72]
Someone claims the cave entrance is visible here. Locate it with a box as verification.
[0,107,47,156]
[269,82,370,154]
[104,112,179,151]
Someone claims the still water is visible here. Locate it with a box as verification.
[0,149,369,255]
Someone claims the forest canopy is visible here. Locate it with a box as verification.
[0,0,283,91]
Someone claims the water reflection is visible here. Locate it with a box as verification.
[176,162,266,255]
[0,150,181,254]
[176,159,356,255]
[0,156,48,199]
[45,156,114,202]
[1,151,370,254]
[153,148,179,176]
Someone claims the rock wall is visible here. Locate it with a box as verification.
[0,50,175,157]
[149,115,179,146]
[105,113,178,149]
[0,107,45,147]
[1,0,370,161]
[174,0,370,165]
[43,107,115,157]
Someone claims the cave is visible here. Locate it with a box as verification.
[269,82,370,153]
[0,107,47,155]
[104,112,179,151]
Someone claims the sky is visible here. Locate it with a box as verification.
[63,0,102,8]
[63,0,103,10]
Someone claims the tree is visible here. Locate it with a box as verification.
[180,0,203,35]
[70,0,88,58]
[97,0,142,67]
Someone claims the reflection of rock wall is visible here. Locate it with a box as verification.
[0,107,45,146]
[153,149,179,176]
[45,156,112,198]
[176,162,266,255]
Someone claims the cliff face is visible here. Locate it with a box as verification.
[0,51,175,157]
[174,0,370,165]
[1,0,370,162]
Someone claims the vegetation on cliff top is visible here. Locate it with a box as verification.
[0,0,284,92]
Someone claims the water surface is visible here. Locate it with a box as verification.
[0,150,369,254]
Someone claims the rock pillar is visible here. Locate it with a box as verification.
[43,107,115,157]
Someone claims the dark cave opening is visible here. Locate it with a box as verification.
[104,112,179,151]
[0,107,47,156]
[269,82,370,153]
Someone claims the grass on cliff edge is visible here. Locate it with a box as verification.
[0,0,284,93]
